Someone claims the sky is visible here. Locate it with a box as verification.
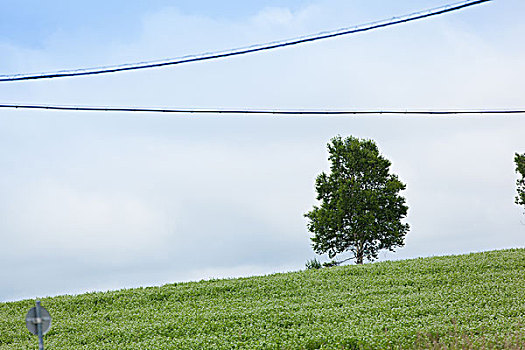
[1,0,524,302]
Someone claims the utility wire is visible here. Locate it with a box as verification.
[1,103,522,116]
[0,0,491,83]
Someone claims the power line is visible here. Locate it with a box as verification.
[1,103,523,116]
[0,0,491,83]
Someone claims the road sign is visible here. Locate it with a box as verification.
[26,301,51,350]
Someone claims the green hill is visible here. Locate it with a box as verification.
[1,249,524,349]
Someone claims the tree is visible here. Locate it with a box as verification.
[305,136,409,265]
[515,153,525,214]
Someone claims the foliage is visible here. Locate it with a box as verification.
[305,258,322,270]
[414,322,525,350]
[515,153,525,214]
[322,260,340,268]
[1,249,524,349]
[305,135,409,264]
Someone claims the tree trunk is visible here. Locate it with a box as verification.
[356,253,364,265]
[355,241,364,264]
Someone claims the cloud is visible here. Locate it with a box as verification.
[2,180,168,260]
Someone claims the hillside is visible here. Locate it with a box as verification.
[1,249,524,349]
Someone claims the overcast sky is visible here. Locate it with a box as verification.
[1,0,524,302]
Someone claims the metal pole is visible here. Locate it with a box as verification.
[35,300,44,350]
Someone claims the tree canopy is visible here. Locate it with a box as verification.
[515,153,525,214]
[305,136,409,265]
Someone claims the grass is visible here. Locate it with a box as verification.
[1,249,524,349]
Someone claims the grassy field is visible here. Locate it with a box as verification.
[1,249,524,349]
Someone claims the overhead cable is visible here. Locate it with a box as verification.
[0,0,491,83]
[0,103,522,116]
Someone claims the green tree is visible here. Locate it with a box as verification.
[305,136,409,265]
[515,153,525,214]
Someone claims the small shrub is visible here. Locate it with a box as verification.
[305,258,322,270]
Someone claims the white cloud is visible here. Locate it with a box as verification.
[2,180,170,262]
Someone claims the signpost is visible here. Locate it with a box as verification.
[25,300,51,350]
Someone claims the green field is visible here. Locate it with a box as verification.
[1,249,524,349]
